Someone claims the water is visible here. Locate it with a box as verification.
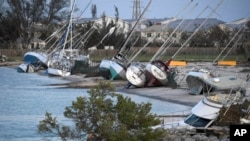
[0,67,191,140]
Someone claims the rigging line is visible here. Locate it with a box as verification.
[157,4,210,61]
[171,0,225,59]
[173,0,194,21]
[212,25,244,63]
[75,0,92,19]
[128,36,156,64]
[126,36,140,59]
[46,28,69,54]
[157,2,208,58]
[150,0,195,62]
[62,0,76,52]
[38,24,68,53]
[73,24,97,49]
[118,0,152,54]
[221,34,243,61]
[77,28,96,49]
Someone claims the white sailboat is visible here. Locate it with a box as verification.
[17,63,35,73]
[126,62,146,88]
[47,0,76,76]
[107,0,152,80]
[125,0,196,88]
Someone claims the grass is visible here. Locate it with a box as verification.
[90,53,247,62]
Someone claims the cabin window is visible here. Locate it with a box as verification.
[184,114,211,127]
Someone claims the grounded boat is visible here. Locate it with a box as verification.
[144,59,176,87]
[109,53,127,80]
[186,68,245,95]
[99,59,112,79]
[47,49,84,77]
[17,63,35,73]
[152,87,247,129]
[23,51,48,68]
[126,62,146,88]
[46,0,92,77]
[99,0,152,80]
[186,68,215,95]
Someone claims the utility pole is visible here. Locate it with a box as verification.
[132,0,141,20]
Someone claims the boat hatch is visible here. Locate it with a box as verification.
[184,114,211,127]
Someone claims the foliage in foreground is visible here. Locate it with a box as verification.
[38,81,165,141]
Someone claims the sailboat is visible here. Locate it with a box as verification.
[126,0,198,88]
[17,63,35,73]
[105,0,152,80]
[147,0,225,88]
[152,77,248,129]
[47,0,76,76]
[23,51,48,68]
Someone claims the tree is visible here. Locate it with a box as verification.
[38,81,165,141]
[0,0,70,48]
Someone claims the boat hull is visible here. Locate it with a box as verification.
[144,61,168,87]
[109,61,126,80]
[186,71,213,95]
[17,63,35,73]
[24,51,48,68]
[126,62,146,88]
[47,67,71,77]
[99,59,112,79]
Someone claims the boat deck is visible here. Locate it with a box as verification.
[204,76,246,90]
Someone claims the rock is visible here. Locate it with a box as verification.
[184,137,195,141]
[173,136,182,141]
[209,135,219,141]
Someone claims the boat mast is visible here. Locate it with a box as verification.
[151,1,198,62]
[118,0,152,54]
[213,25,245,63]
[62,0,76,54]
[156,3,210,61]
[171,0,224,59]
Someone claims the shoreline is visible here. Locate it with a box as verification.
[2,61,250,107]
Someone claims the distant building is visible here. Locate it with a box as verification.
[140,18,225,45]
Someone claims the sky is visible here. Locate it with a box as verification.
[75,0,250,22]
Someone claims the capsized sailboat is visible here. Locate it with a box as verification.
[47,0,78,77]
[17,63,35,73]
[99,0,152,80]
[152,86,247,129]
[125,0,198,88]
[23,51,48,68]
[186,23,245,95]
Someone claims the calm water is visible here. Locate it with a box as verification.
[0,67,191,141]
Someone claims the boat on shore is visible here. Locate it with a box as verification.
[23,51,48,68]
[17,63,35,73]
[152,86,248,129]
[126,62,146,88]
[99,0,152,80]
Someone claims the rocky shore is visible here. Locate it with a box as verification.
[159,126,230,141]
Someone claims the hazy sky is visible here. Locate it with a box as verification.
[75,0,250,22]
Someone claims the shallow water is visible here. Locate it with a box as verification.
[0,67,191,140]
